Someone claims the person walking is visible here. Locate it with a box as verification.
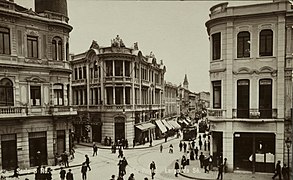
[282,164,289,180]
[150,161,156,179]
[183,142,187,153]
[121,157,128,175]
[191,140,195,149]
[272,160,282,180]
[128,173,135,180]
[66,169,74,180]
[160,144,163,153]
[149,138,152,147]
[181,155,187,172]
[199,152,204,168]
[169,144,173,153]
[194,147,199,160]
[217,163,224,180]
[85,155,91,171]
[199,139,202,150]
[118,146,124,158]
[174,159,180,177]
[208,155,213,171]
[81,163,88,180]
[179,141,183,152]
[92,144,98,157]
[204,140,207,151]
[118,159,124,177]
[59,167,66,180]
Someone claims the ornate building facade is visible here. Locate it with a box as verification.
[164,81,179,118]
[206,0,292,173]
[71,36,166,145]
[0,0,76,169]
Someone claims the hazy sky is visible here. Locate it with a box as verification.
[15,0,269,93]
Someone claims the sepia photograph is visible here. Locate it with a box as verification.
[0,0,292,179]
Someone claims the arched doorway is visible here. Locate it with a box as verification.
[114,116,125,142]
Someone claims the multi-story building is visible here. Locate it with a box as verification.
[71,36,166,145]
[188,91,197,119]
[206,0,292,173]
[199,91,210,109]
[164,81,178,118]
[0,0,76,169]
[178,74,190,116]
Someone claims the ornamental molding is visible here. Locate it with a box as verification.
[0,15,15,23]
[26,76,47,83]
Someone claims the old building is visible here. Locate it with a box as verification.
[164,81,179,118]
[178,74,190,116]
[0,0,76,169]
[206,0,292,173]
[71,37,166,145]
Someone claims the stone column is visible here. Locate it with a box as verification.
[123,86,126,105]
[113,60,115,76]
[113,87,116,105]
[222,122,233,172]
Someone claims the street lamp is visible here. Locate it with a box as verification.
[285,137,292,172]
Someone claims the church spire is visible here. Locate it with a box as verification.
[183,74,189,89]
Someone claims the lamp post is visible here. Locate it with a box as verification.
[285,137,292,172]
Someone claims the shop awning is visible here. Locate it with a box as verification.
[155,120,168,133]
[162,119,174,130]
[183,120,189,125]
[135,122,156,131]
[168,120,181,129]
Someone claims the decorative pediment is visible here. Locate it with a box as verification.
[90,40,99,49]
[26,76,46,83]
[259,66,274,73]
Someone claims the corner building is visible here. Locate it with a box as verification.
[71,37,166,146]
[206,0,292,173]
[0,0,76,169]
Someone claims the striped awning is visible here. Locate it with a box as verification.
[162,119,174,130]
[155,120,168,133]
[168,120,181,129]
[135,122,156,132]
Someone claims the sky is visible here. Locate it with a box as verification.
[15,0,270,93]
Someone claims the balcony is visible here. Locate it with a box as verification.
[50,106,77,116]
[232,109,277,119]
[207,108,226,119]
[0,106,26,118]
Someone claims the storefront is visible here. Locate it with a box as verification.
[1,134,17,170]
[135,122,156,144]
[29,131,47,167]
[56,130,66,155]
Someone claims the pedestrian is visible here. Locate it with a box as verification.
[128,173,135,180]
[194,147,199,160]
[150,161,156,179]
[118,146,124,158]
[282,164,289,180]
[64,151,69,167]
[181,155,187,172]
[183,142,187,153]
[199,139,202,150]
[66,169,74,180]
[92,143,98,156]
[204,157,209,173]
[209,155,213,171]
[70,148,75,159]
[216,163,224,180]
[133,139,135,148]
[204,140,207,151]
[272,160,282,180]
[149,138,152,147]
[169,144,173,153]
[85,155,91,171]
[125,139,129,149]
[179,141,183,152]
[190,150,195,160]
[118,159,124,177]
[174,159,180,177]
[122,157,128,175]
[160,144,163,153]
[13,166,20,179]
[191,140,195,149]
[199,152,204,168]
[81,163,88,180]
[59,167,66,180]
[110,175,115,180]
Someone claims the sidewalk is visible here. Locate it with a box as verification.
[78,135,178,150]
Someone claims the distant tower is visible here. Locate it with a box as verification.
[183,74,189,89]
[35,0,68,17]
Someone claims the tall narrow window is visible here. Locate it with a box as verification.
[79,67,82,80]
[237,80,249,118]
[58,40,62,60]
[83,66,86,79]
[30,86,41,106]
[27,36,38,58]
[237,31,250,58]
[54,84,63,106]
[125,61,130,77]
[115,60,123,76]
[0,78,13,106]
[125,87,130,104]
[259,79,272,118]
[106,87,113,105]
[106,61,113,76]
[52,40,57,60]
[115,87,123,105]
[259,29,273,56]
[212,33,221,60]
[212,81,221,108]
[0,27,10,55]
[74,68,78,80]
[66,42,69,61]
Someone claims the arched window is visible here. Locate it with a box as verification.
[52,37,63,60]
[259,29,273,56]
[0,27,10,55]
[0,78,14,106]
[237,31,250,58]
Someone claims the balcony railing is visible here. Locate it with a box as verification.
[232,108,277,119]
[74,104,164,112]
[207,108,226,119]
[0,106,25,115]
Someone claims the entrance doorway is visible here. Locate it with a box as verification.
[1,134,17,170]
[29,132,47,167]
[115,122,125,142]
[212,131,223,167]
[57,130,66,155]
[92,125,102,143]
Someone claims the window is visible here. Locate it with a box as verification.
[115,87,123,105]
[54,84,63,106]
[30,86,41,106]
[52,37,63,60]
[212,81,221,108]
[259,79,272,118]
[27,36,38,58]
[106,61,113,76]
[237,31,250,58]
[0,27,10,55]
[212,33,221,60]
[83,66,86,79]
[237,80,249,118]
[66,43,69,61]
[115,60,123,76]
[74,68,78,80]
[259,29,273,56]
[125,87,130,104]
[79,67,82,80]
[125,61,130,77]
[0,78,13,106]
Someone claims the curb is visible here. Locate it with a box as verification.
[179,172,215,180]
